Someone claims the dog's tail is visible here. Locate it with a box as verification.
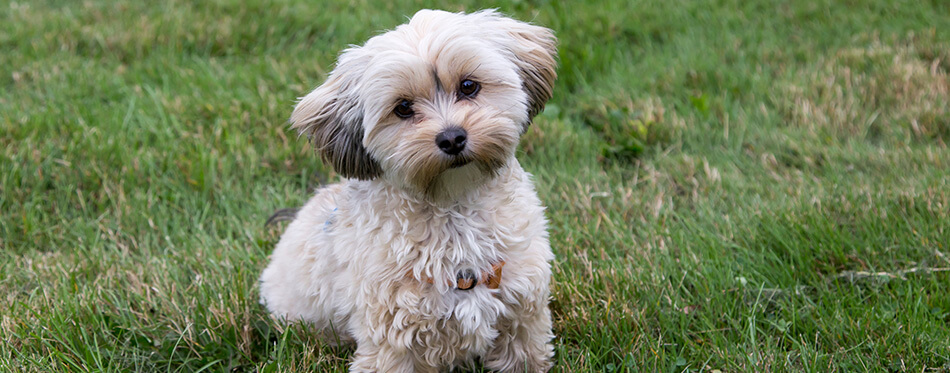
[265,208,300,227]
[266,172,328,226]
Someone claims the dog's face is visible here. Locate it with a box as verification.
[290,10,556,198]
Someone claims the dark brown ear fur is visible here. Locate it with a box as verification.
[482,11,558,129]
[509,26,558,121]
[290,50,381,180]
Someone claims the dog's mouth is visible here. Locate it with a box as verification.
[448,158,471,169]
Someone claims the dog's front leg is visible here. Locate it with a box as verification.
[349,286,442,373]
[483,245,555,372]
[483,306,554,373]
[349,340,422,373]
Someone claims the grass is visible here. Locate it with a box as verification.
[2,0,949,371]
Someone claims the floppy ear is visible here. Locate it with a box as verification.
[290,49,382,180]
[481,11,558,127]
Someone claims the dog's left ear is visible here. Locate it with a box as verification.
[482,11,558,128]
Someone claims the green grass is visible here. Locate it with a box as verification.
[2,0,949,371]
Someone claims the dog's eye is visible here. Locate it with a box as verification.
[393,99,414,119]
[459,79,480,98]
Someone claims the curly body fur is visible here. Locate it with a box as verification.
[259,9,558,372]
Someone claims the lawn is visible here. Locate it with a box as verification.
[2,0,949,371]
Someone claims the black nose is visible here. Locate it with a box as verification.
[435,127,467,155]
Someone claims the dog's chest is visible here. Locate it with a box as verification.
[338,200,516,335]
[343,200,515,276]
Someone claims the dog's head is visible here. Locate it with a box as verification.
[290,9,557,198]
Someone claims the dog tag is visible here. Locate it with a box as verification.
[456,269,477,290]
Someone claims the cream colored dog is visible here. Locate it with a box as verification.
[259,9,557,372]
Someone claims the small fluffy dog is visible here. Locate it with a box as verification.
[259,9,558,372]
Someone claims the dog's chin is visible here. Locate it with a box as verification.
[386,147,514,202]
[429,162,486,200]
[422,159,504,202]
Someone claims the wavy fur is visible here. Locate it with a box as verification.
[260,9,558,372]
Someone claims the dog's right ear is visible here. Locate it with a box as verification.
[290,49,382,180]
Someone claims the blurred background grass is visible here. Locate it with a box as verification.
[2,0,949,371]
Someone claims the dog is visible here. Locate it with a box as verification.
[259,9,558,372]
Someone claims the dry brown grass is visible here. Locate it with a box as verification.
[780,37,949,143]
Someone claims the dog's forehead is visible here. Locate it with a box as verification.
[356,14,518,94]
[364,13,489,64]
[348,10,529,131]
[403,9,476,40]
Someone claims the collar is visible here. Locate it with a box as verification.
[416,261,506,290]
